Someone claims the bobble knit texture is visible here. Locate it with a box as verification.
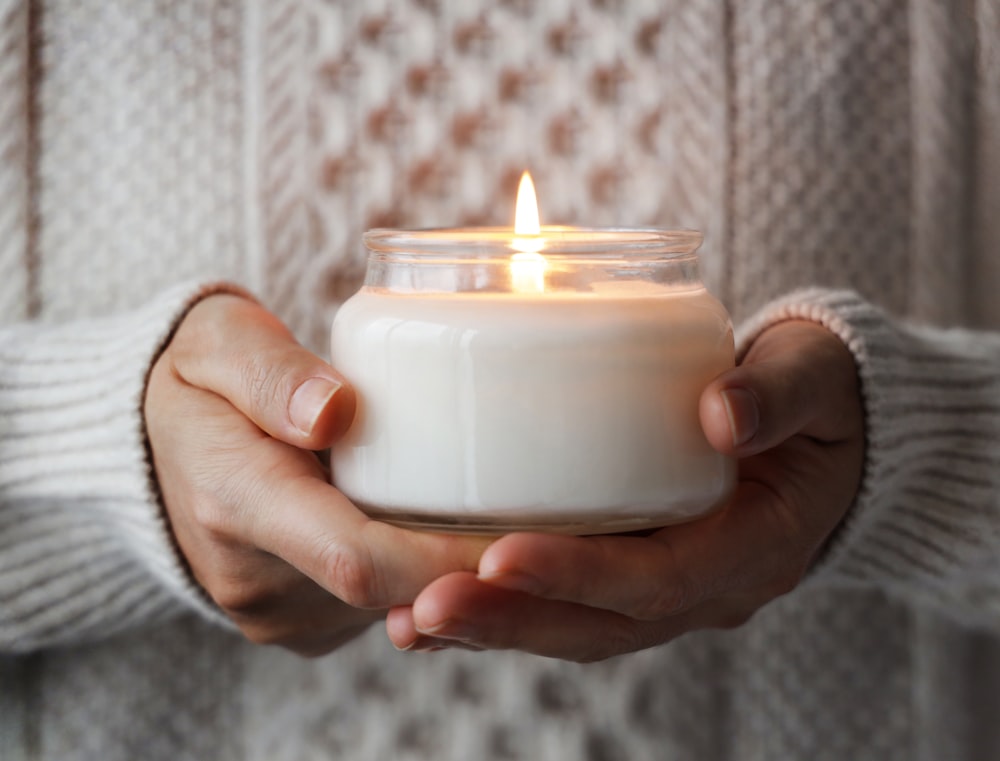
[1,1,999,760]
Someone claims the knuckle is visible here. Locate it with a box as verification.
[319,538,382,609]
[209,583,260,619]
[213,577,271,617]
[188,495,235,540]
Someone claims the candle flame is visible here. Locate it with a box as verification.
[511,171,546,293]
[515,171,540,237]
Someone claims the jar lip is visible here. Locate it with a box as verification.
[363,226,703,259]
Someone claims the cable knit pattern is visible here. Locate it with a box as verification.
[910,0,977,324]
[727,0,915,321]
[1,1,999,760]
[34,0,248,321]
[973,0,1000,327]
[266,0,733,351]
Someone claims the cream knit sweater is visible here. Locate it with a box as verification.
[2,1,1000,759]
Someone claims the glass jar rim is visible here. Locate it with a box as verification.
[363,227,703,261]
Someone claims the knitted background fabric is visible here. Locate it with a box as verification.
[0,0,998,760]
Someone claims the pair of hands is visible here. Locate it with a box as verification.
[145,294,864,661]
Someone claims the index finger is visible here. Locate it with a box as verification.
[249,465,493,609]
[475,478,814,621]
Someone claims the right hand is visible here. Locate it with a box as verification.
[145,293,490,656]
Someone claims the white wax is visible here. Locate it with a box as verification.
[331,284,736,534]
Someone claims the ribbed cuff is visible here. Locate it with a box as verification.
[0,282,247,651]
[738,289,1000,618]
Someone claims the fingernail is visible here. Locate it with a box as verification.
[720,388,759,447]
[394,638,437,653]
[289,377,341,435]
[420,619,481,643]
[477,570,542,596]
[439,641,486,653]
[400,638,484,653]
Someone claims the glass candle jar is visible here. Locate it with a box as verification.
[331,228,735,534]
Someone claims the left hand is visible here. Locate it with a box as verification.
[146,294,490,657]
[386,320,865,661]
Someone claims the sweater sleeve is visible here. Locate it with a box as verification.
[0,282,243,653]
[738,289,1000,625]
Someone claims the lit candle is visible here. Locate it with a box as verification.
[330,174,736,534]
[509,171,546,294]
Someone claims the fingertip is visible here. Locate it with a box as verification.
[410,572,480,633]
[720,388,760,448]
[386,605,419,650]
[290,375,357,449]
[410,582,453,632]
[288,376,340,435]
[477,569,544,596]
[700,384,741,456]
[477,532,544,578]
[477,532,588,598]
[331,383,357,439]
[314,379,357,446]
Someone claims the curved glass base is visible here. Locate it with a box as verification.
[358,503,725,536]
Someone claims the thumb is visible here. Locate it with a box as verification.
[699,320,860,457]
[165,294,356,449]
